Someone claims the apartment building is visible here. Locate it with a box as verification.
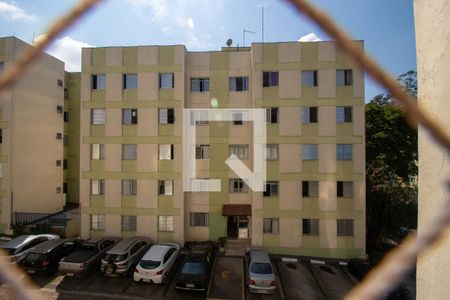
[80,41,365,258]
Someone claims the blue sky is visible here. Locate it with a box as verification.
[0,0,416,100]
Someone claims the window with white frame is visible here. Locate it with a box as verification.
[91,214,105,230]
[159,108,175,124]
[263,181,279,197]
[159,144,174,160]
[302,70,318,87]
[337,219,354,236]
[159,73,174,89]
[158,216,174,232]
[122,179,137,195]
[190,179,210,192]
[229,178,248,193]
[263,71,279,87]
[229,144,249,159]
[189,212,209,227]
[195,144,209,159]
[123,73,138,89]
[265,107,278,124]
[263,218,279,234]
[122,144,137,160]
[91,144,105,160]
[336,106,352,123]
[232,111,244,125]
[91,109,106,125]
[336,69,353,86]
[122,109,138,124]
[265,144,278,160]
[122,215,137,231]
[302,218,319,235]
[191,110,209,125]
[91,179,105,195]
[91,74,106,90]
[191,78,209,92]
[158,180,173,195]
[302,144,318,160]
[337,181,353,197]
[336,144,352,160]
[302,107,318,123]
[229,77,249,91]
[302,181,319,197]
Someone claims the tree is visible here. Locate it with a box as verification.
[365,71,418,256]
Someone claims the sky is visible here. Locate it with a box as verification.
[0,0,417,101]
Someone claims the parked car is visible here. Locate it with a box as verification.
[58,236,120,277]
[134,243,179,284]
[20,238,80,276]
[175,246,213,291]
[247,249,276,294]
[0,234,59,264]
[100,237,151,277]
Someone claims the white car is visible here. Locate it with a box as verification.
[134,243,179,284]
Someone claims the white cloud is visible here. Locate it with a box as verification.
[35,35,93,72]
[187,17,194,29]
[0,1,36,22]
[298,33,322,42]
[126,0,168,20]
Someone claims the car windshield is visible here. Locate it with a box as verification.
[251,262,273,274]
[1,247,16,256]
[26,253,43,261]
[181,262,206,275]
[139,260,160,269]
[104,253,127,262]
[79,244,97,251]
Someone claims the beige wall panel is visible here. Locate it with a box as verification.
[105,179,121,208]
[319,181,337,211]
[252,70,263,99]
[138,73,158,101]
[137,46,158,65]
[137,108,158,136]
[318,106,336,136]
[82,48,91,67]
[172,216,184,244]
[106,74,122,101]
[280,181,301,210]
[353,144,364,173]
[194,125,209,138]
[105,144,122,172]
[149,144,158,172]
[319,219,337,248]
[354,219,365,249]
[280,218,301,247]
[185,226,209,241]
[137,215,158,240]
[318,42,336,62]
[174,144,183,172]
[252,44,262,64]
[251,216,263,246]
[187,193,209,206]
[279,43,301,63]
[229,52,251,69]
[195,160,209,174]
[173,180,183,209]
[353,180,365,211]
[280,144,301,173]
[353,67,364,98]
[81,214,90,239]
[252,192,263,210]
[187,52,210,70]
[279,107,301,136]
[105,215,121,236]
[105,109,121,136]
[189,92,210,105]
[318,69,336,98]
[174,72,184,100]
[80,143,90,172]
[137,180,157,209]
[173,108,183,136]
[173,46,186,65]
[319,144,336,173]
[229,92,251,107]
[137,144,153,172]
[80,180,90,207]
[353,105,364,136]
[229,193,251,204]
[279,71,301,98]
[228,69,250,77]
[106,47,122,66]
[229,123,251,139]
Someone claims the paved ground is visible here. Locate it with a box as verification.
[309,263,355,300]
[208,256,243,300]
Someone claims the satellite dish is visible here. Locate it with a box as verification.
[226,39,233,47]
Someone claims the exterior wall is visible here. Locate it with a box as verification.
[414,1,450,298]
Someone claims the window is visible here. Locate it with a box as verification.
[56,160,62,167]
[122,180,137,195]
[64,135,68,146]
[64,88,69,99]
[63,159,68,170]
[64,111,69,123]
[122,215,137,231]
[191,78,209,92]
[91,144,105,160]
[302,219,319,235]
[57,105,63,113]
[158,216,174,232]
[63,182,68,194]
[229,77,249,91]
[229,179,248,193]
[122,144,137,160]
[0,129,2,144]
[265,107,278,124]
[159,144,174,160]
[229,144,249,160]
[337,144,352,160]
[302,70,318,87]
[302,144,318,160]
[191,110,209,125]
[56,187,62,194]
[336,69,353,86]
[92,74,106,90]
[122,109,138,125]
[337,181,353,197]
[195,144,209,159]
[190,179,210,192]
[302,181,319,197]
[158,180,173,196]
[264,181,279,197]
[232,111,243,125]
[91,215,105,230]
[57,79,63,87]
[159,73,174,89]
[0,62,4,73]
[263,218,279,234]
[302,107,318,123]
[265,144,278,160]
[337,219,354,236]
[159,108,175,124]
[91,109,106,125]
[190,213,209,227]
[91,179,105,195]
[263,71,278,87]
[56,133,63,140]
[336,107,352,123]
[123,73,138,89]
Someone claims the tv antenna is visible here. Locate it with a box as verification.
[243,29,255,47]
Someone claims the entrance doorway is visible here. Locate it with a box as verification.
[227,216,249,239]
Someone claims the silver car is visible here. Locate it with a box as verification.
[0,234,59,264]
[247,249,277,294]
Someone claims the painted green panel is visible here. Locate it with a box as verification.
[267,124,279,137]
[159,160,174,172]
[0,190,7,197]
[263,198,279,210]
[90,196,105,208]
[264,246,364,259]
[159,46,174,65]
[90,230,105,237]
[263,87,279,100]
[82,171,181,181]
[84,100,182,109]
[159,89,174,101]
[210,72,229,106]
[262,44,279,64]
[337,236,355,249]
[209,212,227,240]
[91,125,105,136]
[210,52,229,70]
[0,223,8,234]
[302,236,321,248]
[122,231,137,238]
[337,198,354,211]
[266,161,278,174]
[302,87,318,99]
[336,124,354,136]
[158,232,174,242]
[83,136,181,145]
[86,65,182,74]
[158,125,174,136]
[301,124,318,136]
[0,121,8,129]
[256,210,364,219]
[0,155,9,162]
[123,125,137,137]
[122,196,136,208]
[302,161,318,173]
[302,43,317,62]
[91,90,106,102]
[81,207,181,216]
[302,198,319,211]
[122,160,137,172]
[336,161,354,176]
[123,89,137,101]
[91,160,105,172]
[263,234,280,247]
[256,99,363,107]
[91,48,106,66]
[123,47,138,66]
[158,197,174,209]
[336,86,353,99]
